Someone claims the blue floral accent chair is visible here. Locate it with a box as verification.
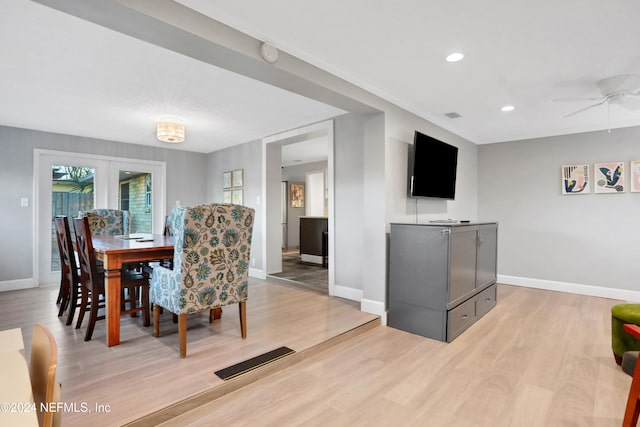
[150,203,254,358]
[81,209,130,236]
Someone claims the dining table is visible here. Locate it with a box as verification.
[91,233,174,347]
[0,328,39,426]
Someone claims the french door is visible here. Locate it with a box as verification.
[35,150,166,285]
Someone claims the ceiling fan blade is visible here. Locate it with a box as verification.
[561,99,608,118]
[596,74,640,95]
[551,96,603,103]
[619,96,640,111]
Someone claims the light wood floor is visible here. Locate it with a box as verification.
[0,278,377,426]
[153,285,630,427]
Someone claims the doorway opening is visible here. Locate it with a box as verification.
[263,120,334,295]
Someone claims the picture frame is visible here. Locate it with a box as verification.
[232,189,243,205]
[594,161,624,193]
[631,160,640,192]
[561,164,590,195]
[232,169,243,188]
[223,190,232,203]
[223,171,232,189]
[290,183,304,208]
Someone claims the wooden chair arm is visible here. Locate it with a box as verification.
[623,323,640,339]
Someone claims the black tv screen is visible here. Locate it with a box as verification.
[410,131,458,199]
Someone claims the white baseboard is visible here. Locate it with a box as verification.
[249,268,266,280]
[498,274,640,302]
[300,254,323,264]
[0,278,37,292]
[334,285,363,302]
[361,298,387,325]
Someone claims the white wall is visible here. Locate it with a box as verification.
[478,126,640,300]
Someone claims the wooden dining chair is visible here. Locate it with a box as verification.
[54,216,82,326]
[73,216,151,341]
[150,204,254,357]
[29,323,61,427]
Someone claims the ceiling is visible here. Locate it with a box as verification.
[0,1,344,154]
[180,0,640,144]
[2,0,640,156]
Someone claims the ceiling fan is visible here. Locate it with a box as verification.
[552,74,640,118]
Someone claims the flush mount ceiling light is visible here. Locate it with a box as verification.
[501,105,515,112]
[446,52,464,62]
[157,121,185,143]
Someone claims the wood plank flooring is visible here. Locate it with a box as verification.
[0,278,377,427]
[151,285,630,427]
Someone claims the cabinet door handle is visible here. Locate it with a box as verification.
[440,229,451,235]
[461,315,468,320]
[485,298,492,302]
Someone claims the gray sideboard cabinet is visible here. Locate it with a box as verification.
[388,222,498,342]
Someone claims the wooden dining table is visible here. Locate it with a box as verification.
[91,233,174,347]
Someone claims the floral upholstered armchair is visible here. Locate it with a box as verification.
[150,203,254,358]
[80,209,130,235]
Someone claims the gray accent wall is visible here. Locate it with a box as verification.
[334,114,366,292]
[478,126,640,293]
[0,125,207,283]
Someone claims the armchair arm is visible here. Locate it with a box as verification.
[149,265,182,314]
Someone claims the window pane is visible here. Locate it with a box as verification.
[51,165,94,270]
[118,171,152,233]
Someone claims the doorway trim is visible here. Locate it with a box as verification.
[262,120,335,295]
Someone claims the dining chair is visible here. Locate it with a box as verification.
[29,323,61,427]
[53,216,82,326]
[80,208,130,236]
[73,216,151,341]
[54,216,70,315]
[150,203,254,358]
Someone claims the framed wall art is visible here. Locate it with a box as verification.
[232,189,243,205]
[562,164,590,194]
[223,190,232,203]
[594,161,624,193]
[232,169,243,187]
[290,183,304,208]
[631,160,640,192]
[223,171,232,189]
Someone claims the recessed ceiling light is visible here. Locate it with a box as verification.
[446,52,464,62]
[501,105,515,112]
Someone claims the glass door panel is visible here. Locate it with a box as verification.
[37,150,166,285]
[50,165,95,270]
[118,170,152,233]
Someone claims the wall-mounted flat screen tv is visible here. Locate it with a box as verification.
[410,131,458,199]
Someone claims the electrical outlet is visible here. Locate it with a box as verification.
[251,258,255,267]
[175,200,180,206]
[20,197,29,207]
